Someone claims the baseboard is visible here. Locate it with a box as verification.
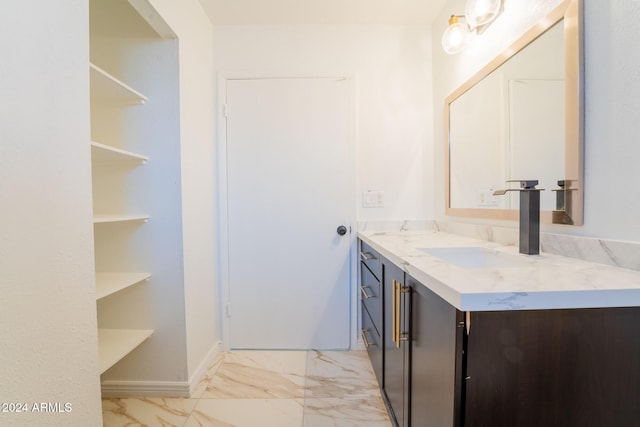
[101,380,191,398]
[188,341,223,397]
[101,341,223,398]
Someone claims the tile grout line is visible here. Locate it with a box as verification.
[182,350,226,427]
[301,350,309,426]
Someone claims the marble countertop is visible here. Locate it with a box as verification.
[359,229,640,311]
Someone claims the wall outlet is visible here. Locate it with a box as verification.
[363,190,384,208]
[478,189,499,207]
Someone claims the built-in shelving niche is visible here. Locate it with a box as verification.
[90,0,182,387]
[90,57,153,375]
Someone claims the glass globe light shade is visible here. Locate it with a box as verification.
[465,0,501,28]
[441,16,470,55]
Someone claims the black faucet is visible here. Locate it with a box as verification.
[493,180,543,255]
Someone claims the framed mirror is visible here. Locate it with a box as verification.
[444,0,583,225]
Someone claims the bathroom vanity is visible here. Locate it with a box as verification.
[359,230,640,427]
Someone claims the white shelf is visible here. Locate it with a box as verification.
[91,141,148,163]
[98,329,153,374]
[96,272,150,300]
[90,63,147,104]
[93,214,150,224]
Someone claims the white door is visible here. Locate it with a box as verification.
[224,77,353,349]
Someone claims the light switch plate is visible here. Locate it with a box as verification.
[363,190,384,208]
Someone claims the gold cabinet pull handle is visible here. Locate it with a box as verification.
[391,280,397,346]
[395,280,401,348]
[360,285,374,300]
[400,286,411,342]
[466,311,471,335]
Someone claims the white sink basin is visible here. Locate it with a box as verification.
[419,246,531,269]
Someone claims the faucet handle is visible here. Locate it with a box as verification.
[506,179,539,189]
[493,180,544,196]
[492,188,516,196]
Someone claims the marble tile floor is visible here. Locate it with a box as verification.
[102,350,392,427]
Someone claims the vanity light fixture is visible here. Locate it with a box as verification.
[441,15,471,55]
[465,0,502,28]
[441,0,502,54]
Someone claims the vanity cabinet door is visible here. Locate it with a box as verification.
[408,275,464,427]
[463,308,640,427]
[383,259,409,427]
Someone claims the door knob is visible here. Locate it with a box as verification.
[336,225,348,236]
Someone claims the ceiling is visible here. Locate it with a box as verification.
[198,0,448,25]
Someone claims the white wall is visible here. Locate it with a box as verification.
[148,0,220,380]
[433,0,640,242]
[583,0,640,241]
[0,1,102,425]
[212,24,434,222]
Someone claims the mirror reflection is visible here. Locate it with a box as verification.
[445,0,583,225]
[449,21,564,211]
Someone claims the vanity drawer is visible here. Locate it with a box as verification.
[360,240,381,281]
[361,301,383,386]
[360,262,382,333]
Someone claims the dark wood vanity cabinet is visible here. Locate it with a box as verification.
[463,308,640,427]
[407,275,463,427]
[358,240,640,427]
[382,260,409,426]
[382,259,463,427]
